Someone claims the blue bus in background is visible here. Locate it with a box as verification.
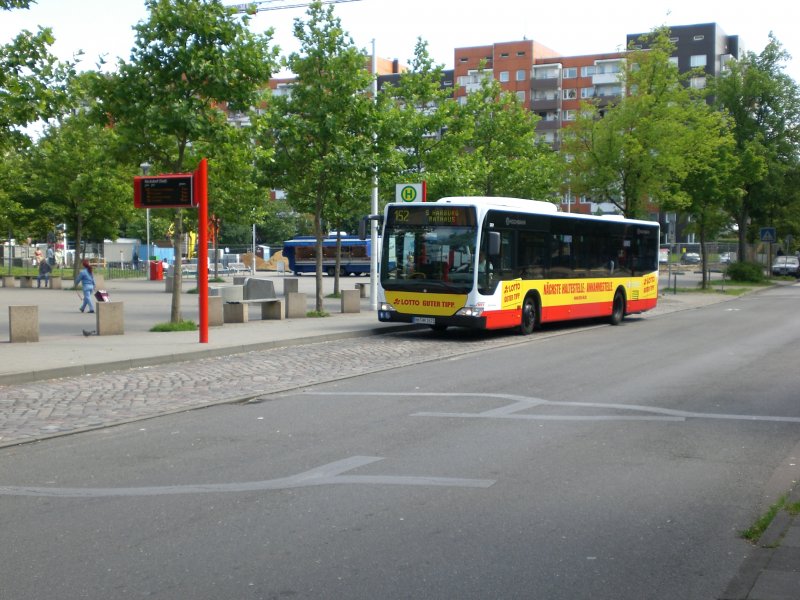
[282,235,372,276]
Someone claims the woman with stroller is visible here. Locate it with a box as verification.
[75,259,96,313]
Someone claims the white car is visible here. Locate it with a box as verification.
[771,256,799,277]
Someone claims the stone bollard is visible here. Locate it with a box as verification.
[164,275,173,293]
[283,277,299,296]
[341,289,361,313]
[285,292,307,318]
[19,276,34,288]
[2,276,15,288]
[50,276,62,290]
[9,305,39,343]
[208,295,223,327]
[96,301,124,336]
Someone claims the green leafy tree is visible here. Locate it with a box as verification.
[1,0,74,255]
[264,1,376,311]
[101,0,278,322]
[712,34,800,261]
[562,28,715,219]
[377,38,455,199]
[27,109,134,280]
[442,71,561,200]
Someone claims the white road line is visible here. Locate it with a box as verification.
[311,392,800,424]
[0,456,495,498]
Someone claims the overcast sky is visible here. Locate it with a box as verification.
[3,0,799,83]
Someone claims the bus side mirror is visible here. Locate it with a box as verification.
[488,231,501,257]
[358,215,383,241]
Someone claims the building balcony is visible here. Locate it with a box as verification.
[531,77,560,91]
[531,98,560,111]
[535,119,561,131]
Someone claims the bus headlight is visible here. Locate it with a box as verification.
[379,302,396,312]
[455,306,484,318]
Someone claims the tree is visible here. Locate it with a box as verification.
[1,0,73,257]
[712,34,800,261]
[27,109,134,279]
[450,73,561,200]
[264,1,376,312]
[377,38,454,198]
[101,0,278,322]
[562,28,716,219]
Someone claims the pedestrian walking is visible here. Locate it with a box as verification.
[36,259,52,288]
[75,259,96,313]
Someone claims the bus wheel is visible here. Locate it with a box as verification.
[430,324,448,333]
[519,294,537,335]
[326,267,336,276]
[610,289,626,325]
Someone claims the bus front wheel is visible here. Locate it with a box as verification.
[519,294,537,335]
[610,289,626,325]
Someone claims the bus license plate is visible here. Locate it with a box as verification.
[413,317,435,325]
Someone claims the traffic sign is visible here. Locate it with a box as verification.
[760,227,777,243]
[395,182,426,203]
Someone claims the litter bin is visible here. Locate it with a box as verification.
[149,260,163,281]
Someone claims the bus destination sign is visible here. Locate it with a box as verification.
[134,174,195,208]
[388,206,476,227]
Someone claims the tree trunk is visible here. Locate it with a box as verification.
[170,210,183,323]
[314,197,324,313]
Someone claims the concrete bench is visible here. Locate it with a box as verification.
[223,278,283,323]
[19,276,34,288]
[227,262,250,275]
[354,282,370,298]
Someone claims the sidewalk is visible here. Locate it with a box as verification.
[1,274,799,600]
[0,273,408,385]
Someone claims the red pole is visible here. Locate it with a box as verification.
[197,158,209,343]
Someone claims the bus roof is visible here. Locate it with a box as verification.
[388,196,657,228]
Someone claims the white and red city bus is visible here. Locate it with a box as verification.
[377,196,660,334]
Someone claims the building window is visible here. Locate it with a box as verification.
[516,91,526,102]
[516,69,526,81]
[580,87,595,99]
[563,67,577,79]
[693,35,705,41]
[517,51,525,57]
[459,57,468,63]
[499,71,509,82]
[669,56,679,69]
[500,52,509,58]
[580,65,596,77]
[690,76,706,89]
[690,54,707,68]
[533,67,560,80]
[562,110,576,121]
[563,88,577,100]
[670,37,679,43]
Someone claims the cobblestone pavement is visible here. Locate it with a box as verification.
[0,292,730,448]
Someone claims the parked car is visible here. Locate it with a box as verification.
[681,252,701,265]
[719,252,736,264]
[771,255,800,277]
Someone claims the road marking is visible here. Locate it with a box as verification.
[311,392,800,424]
[0,456,495,498]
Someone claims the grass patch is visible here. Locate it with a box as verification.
[788,500,800,516]
[149,320,198,332]
[741,494,788,542]
[306,310,330,318]
[326,292,341,299]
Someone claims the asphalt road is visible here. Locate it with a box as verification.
[1,285,799,599]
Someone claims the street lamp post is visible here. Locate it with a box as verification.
[140,162,151,266]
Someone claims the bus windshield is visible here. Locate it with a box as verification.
[381,205,478,293]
